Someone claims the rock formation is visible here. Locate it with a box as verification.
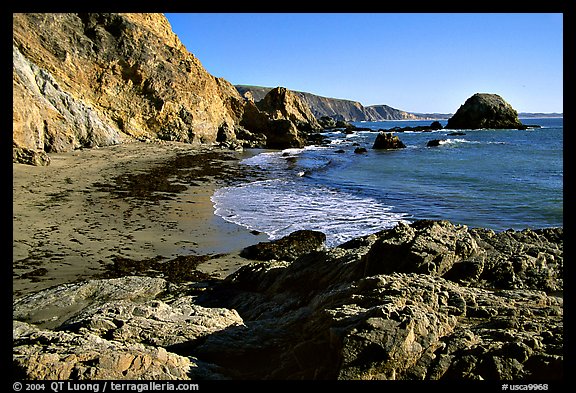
[239,87,323,148]
[12,13,244,152]
[13,220,563,380]
[372,132,407,149]
[12,13,323,165]
[446,93,526,129]
[240,230,326,262]
[256,87,321,131]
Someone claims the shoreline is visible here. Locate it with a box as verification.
[13,141,269,299]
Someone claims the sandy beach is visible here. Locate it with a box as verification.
[13,141,269,298]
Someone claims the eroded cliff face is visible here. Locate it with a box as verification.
[13,13,247,157]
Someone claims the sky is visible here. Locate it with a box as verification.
[164,13,563,114]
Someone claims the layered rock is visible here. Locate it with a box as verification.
[446,93,525,129]
[12,13,324,164]
[12,13,245,156]
[13,220,563,380]
[13,321,195,380]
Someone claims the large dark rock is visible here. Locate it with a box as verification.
[372,132,406,149]
[240,230,326,262]
[446,93,525,129]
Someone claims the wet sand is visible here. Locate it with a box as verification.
[13,141,269,298]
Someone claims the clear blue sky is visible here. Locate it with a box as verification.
[165,13,563,114]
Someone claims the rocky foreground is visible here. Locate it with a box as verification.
[13,220,562,380]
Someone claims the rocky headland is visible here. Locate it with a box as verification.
[13,220,562,380]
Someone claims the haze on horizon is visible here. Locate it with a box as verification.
[165,13,563,114]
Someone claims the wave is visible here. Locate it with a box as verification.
[211,179,411,247]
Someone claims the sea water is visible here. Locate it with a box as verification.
[212,118,563,247]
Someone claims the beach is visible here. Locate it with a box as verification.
[12,141,269,298]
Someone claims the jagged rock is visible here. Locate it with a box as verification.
[240,230,326,262]
[60,296,244,348]
[240,101,306,149]
[318,116,337,128]
[446,93,525,130]
[234,126,267,148]
[256,87,321,132]
[193,220,562,380]
[12,146,51,166]
[13,221,563,380]
[372,132,406,149]
[13,321,194,379]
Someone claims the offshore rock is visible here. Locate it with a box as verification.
[372,132,406,149]
[446,93,525,129]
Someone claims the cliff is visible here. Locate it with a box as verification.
[12,13,322,165]
[13,14,245,153]
[236,85,424,121]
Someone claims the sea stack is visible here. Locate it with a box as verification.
[446,93,525,129]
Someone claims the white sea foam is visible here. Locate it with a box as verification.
[212,179,410,248]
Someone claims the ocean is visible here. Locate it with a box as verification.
[212,118,563,248]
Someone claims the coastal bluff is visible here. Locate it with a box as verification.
[13,220,562,380]
[12,13,321,165]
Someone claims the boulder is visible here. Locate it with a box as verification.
[372,132,406,149]
[240,230,326,262]
[13,146,51,166]
[427,139,446,147]
[446,93,525,129]
[13,276,170,329]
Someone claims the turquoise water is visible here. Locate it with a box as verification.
[212,118,563,247]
